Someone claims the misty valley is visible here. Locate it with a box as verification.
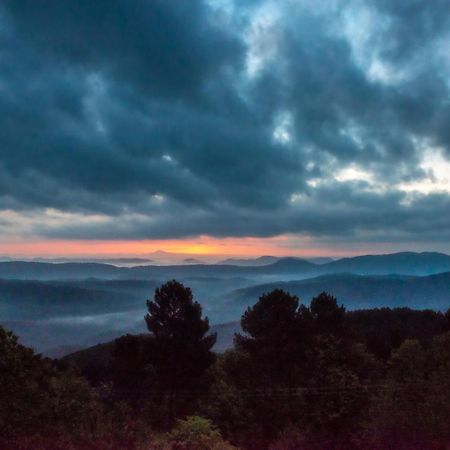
[1,251,450,357]
[1,255,450,450]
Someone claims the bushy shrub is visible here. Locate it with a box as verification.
[166,416,236,450]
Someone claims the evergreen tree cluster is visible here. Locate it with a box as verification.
[1,280,450,449]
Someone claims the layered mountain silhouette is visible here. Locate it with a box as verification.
[1,252,450,280]
[1,252,450,356]
[229,272,450,311]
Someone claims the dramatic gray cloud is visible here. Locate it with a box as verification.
[0,0,449,247]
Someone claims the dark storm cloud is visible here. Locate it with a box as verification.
[2,0,242,100]
[0,0,449,244]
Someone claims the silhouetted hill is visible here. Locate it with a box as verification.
[183,258,206,264]
[265,257,317,272]
[62,339,118,370]
[0,279,138,319]
[62,321,241,366]
[0,261,122,280]
[218,256,334,267]
[218,256,281,266]
[0,257,154,265]
[324,252,450,275]
[0,260,301,280]
[230,272,450,311]
[307,257,334,264]
[51,278,159,295]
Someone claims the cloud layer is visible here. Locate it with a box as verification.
[0,0,449,248]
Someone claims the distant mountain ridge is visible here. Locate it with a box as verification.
[217,256,281,266]
[0,278,148,320]
[0,257,154,266]
[325,252,450,275]
[0,251,449,280]
[183,258,206,264]
[217,256,334,266]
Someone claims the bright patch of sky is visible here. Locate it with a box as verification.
[244,1,280,77]
[0,209,110,237]
[398,148,450,195]
[272,110,293,144]
[340,3,406,84]
[333,148,450,197]
[335,166,375,183]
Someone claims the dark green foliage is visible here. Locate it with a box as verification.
[236,289,307,387]
[228,290,370,446]
[145,280,216,391]
[3,281,450,449]
[309,292,345,335]
[363,333,450,448]
[346,307,448,358]
[0,325,105,449]
[110,334,152,398]
[166,416,236,450]
[96,281,219,430]
[239,289,300,339]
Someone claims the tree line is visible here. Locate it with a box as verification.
[1,280,450,449]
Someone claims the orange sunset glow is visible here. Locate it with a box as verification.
[0,235,434,260]
[0,235,336,259]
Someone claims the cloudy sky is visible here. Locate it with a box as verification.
[0,0,449,257]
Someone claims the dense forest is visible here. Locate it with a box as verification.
[1,280,450,449]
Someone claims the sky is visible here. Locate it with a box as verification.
[0,0,449,258]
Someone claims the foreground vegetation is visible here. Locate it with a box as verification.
[1,280,450,449]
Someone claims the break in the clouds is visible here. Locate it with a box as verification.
[0,0,450,249]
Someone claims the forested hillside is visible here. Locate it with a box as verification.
[1,281,450,449]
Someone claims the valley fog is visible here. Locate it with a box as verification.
[1,252,450,356]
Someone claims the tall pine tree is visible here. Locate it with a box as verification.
[145,280,216,423]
